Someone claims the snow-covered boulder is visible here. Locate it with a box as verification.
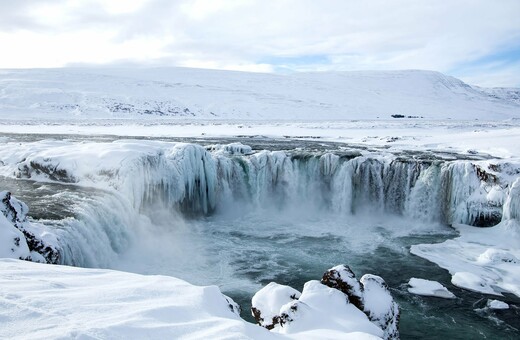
[0,191,60,263]
[276,280,384,337]
[321,265,365,310]
[251,282,301,329]
[321,265,399,340]
[360,275,400,340]
[252,265,400,340]
[0,190,29,223]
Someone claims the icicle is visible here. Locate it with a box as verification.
[503,178,520,223]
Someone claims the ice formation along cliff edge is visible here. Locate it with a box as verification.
[0,139,519,272]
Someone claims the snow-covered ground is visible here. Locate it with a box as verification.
[2,119,520,159]
[0,258,390,339]
[0,68,519,121]
[0,258,272,340]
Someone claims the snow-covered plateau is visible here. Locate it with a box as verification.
[1,67,520,339]
[1,68,519,120]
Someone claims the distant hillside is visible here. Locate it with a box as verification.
[0,67,518,120]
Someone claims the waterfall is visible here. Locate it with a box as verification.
[2,140,519,266]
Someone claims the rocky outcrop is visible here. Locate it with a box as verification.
[251,265,400,339]
[321,265,365,310]
[0,191,60,264]
[321,265,400,340]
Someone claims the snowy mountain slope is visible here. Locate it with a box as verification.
[475,86,520,105]
[0,68,518,120]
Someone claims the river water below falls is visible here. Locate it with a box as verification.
[1,135,519,339]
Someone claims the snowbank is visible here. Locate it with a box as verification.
[0,258,272,340]
[411,223,520,297]
[0,259,390,340]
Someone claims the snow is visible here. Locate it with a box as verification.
[2,119,520,159]
[0,68,518,121]
[251,282,301,329]
[0,259,384,340]
[407,278,456,299]
[487,299,509,310]
[411,223,520,297]
[0,258,274,340]
[0,212,31,259]
[276,280,384,338]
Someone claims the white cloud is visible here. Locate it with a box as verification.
[0,0,519,86]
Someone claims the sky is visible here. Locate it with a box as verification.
[0,0,519,87]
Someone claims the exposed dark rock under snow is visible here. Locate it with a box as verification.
[252,265,399,340]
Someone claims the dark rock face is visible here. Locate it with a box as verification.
[251,306,293,330]
[0,191,60,264]
[321,265,365,311]
[17,161,77,183]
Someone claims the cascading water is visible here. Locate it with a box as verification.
[1,137,519,339]
[1,140,516,266]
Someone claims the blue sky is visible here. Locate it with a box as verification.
[0,0,519,87]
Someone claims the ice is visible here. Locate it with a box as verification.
[411,223,520,297]
[452,272,501,296]
[407,278,456,299]
[487,299,509,310]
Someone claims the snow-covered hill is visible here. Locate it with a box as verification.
[0,68,518,120]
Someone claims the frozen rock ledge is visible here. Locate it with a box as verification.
[251,265,400,340]
[0,191,60,264]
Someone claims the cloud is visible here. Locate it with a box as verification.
[0,0,519,86]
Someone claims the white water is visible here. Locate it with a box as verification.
[0,139,516,270]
